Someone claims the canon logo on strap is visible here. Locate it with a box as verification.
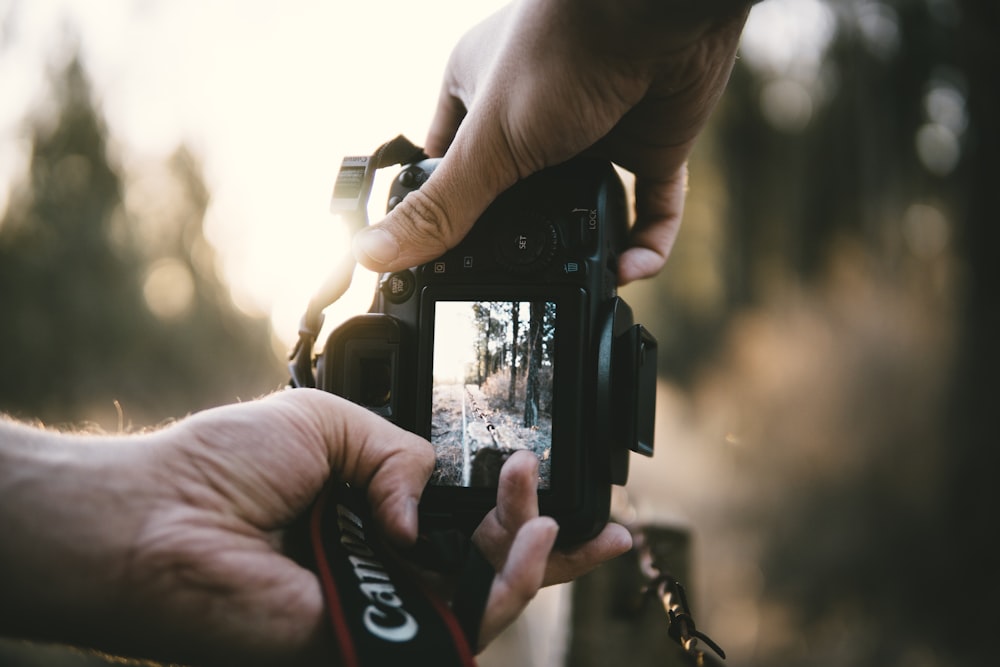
[335,503,419,642]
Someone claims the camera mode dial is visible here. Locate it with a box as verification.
[495,212,559,274]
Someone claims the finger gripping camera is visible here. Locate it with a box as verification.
[313,154,656,545]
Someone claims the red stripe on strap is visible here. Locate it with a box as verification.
[309,488,361,667]
[422,585,478,667]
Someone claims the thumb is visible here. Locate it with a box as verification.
[352,130,521,274]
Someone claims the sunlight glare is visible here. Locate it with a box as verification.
[1,0,509,350]
[433,302,478,385]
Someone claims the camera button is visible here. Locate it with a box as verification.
[397,169,416,188]
[561,260,587,277]
[496,215,558,272]
[572,208,600,254]
[397,167,429,189]
[380,270,415,303]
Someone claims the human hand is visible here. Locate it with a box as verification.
[353,0,751,285]
[0,390,435,666]
[472,450,633,650]
[0,391,623,665]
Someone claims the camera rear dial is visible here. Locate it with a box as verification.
[494,211,559,274]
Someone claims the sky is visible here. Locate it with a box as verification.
[0,0,509,343]
[433,301,479,385]
[0,0,829,346]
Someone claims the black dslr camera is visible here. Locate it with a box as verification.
[301,148,656,545]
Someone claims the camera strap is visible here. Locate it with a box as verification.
[293,136,496,663]
[308,481,480,667]
[289,135,428,389]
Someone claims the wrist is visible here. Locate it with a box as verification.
[0,419,159,649]
[567,0,752,46]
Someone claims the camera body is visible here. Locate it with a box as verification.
[316,157,656,544]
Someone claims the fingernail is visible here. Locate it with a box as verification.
[354,228,400,266]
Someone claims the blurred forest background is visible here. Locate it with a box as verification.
[1,1,997,666]
[617,1,998,666]
[0,55,285,429]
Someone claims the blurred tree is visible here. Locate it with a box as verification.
[709,2,991,665]
[717,2,991,664]
[0,52,283,429]
[507,301,519,406]
[722,0,959,290]
[618,1,994,665]
[628,0,966,384]
[945,0,1000,658]
[523,301,544,428]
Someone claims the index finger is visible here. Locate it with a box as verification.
[266,389,436,545]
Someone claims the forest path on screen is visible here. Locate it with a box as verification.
[430,383,552,487]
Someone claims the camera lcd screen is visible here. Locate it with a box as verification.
[430,300,556,489]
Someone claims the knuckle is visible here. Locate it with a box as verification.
[498,572,540,608]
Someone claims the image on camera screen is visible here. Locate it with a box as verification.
[430,300,555,489]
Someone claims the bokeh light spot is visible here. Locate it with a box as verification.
[760,78,814,132]
[903,203,950,260]
[915,123,960,176]
[143,257,194,319]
